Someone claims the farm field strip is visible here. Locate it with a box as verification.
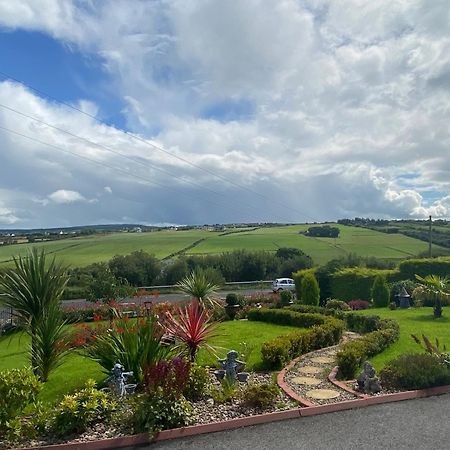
[0,224,445,268]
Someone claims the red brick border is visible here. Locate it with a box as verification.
[327,366,367,398]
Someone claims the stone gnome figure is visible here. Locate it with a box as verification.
[356,361,381,394]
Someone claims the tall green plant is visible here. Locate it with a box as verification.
[415,274,450,318]
[85,309,172,384]
[299,272,320,306]
[176,269,219,308]
[371,275,390,307]
[0,249,69,381]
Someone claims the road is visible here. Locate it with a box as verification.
[61,289,272,307]
[127,394,450,450]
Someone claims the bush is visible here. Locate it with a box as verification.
[398,257,450,280]
[371,275,390,307]
[337,320,400,379]
[280,290,293,305]
[299,272,320,306]
[330,268,398,301]
[325,299,350,311]
[348,300,371,310]
[380,354,450,390]
[241,383,280,408]
[183,364,211,401]
[131,389,194,433]
[0,368,41,431]
[248,308,344,369]
[389,302,397,310]
[52,379,116,436]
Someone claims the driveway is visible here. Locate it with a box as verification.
[126,394,450,450]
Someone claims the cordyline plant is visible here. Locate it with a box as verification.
[415,274,450,318]
[165,299,218,361]
[85,308,172,384]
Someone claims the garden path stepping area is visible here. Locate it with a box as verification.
[283,332,360,405]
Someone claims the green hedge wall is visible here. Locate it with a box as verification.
[329,268,399,301]
[398,257,450,280]
[247,308,344,369]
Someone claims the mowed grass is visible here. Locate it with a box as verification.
[0,320,299,402]
[356,307,450,370]
[197,320,301,370]
[0,224,444,268]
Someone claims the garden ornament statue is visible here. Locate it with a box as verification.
[215,350,249,383]
[356,361,381,394]
[106,363,137,396]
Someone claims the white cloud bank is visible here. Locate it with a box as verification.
[0,0,449,227]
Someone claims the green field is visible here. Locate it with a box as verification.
[0,224,444,268]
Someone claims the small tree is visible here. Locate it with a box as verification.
[299,272,320,306]
[371,275,390,308]
[415,275,449,318]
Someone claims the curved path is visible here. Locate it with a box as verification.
[130,394,450,450]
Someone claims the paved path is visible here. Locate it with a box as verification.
[127,394,450,450]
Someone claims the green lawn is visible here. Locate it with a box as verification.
[357,307,450,370]
[0,320,299,402]
[0,224,444,268]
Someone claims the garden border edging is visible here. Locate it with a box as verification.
[18,385,450,450]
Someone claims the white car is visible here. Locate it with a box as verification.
[272,277,296,292]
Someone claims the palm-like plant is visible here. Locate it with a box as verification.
[176,269,219,309]
[415,274,450,318]
[0,248,69,380]
[165,299,217,361]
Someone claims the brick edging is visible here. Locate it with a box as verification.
[17,385,450,450]
[327,366,367,398]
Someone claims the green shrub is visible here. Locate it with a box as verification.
[241,383,280,408]
[292,268,316,300]
[210,377,238,404]
[325,299,350,311]
[249,308,344,369]
[0,368,41,431]
[398,257,450,280]
[131,389,194,433]
[280,290,293,305]
[330,268,398,301]
[299,272,320,305]
[337,319,400,379]
[380,354,450,390]
[389,302,397,310]
[183,364,211,401]
[371,275,390,307]
[52,379,117,436]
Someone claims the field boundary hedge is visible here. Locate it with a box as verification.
[247,309,344,369]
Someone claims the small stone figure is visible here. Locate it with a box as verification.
[356,361,381,394]
[215,350,249,383]
[106,363,136,397]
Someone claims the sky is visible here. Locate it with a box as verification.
[0,0,449,228]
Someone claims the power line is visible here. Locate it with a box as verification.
[0,102,294,223]
[0,71,317,222]
[0,124,260,222]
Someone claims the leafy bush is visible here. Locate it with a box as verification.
[85,309,172,384]
[130,389,194,433]
[280,290,293,305]
[325,299,350,311]
[52,379,116,436]
[241,383,279,408]
[380,354,450,390]
[337,319,400,379]
[371,275,390,307]
[248,308,344,369]
[144,358,191,399]
[389,302,397,310]
[0,368,41,431]
[183,364,211,401]
[210,377,238,404]
[348,300,371,310]
[330,268,398,301]
[398,257,450,280]
[299,272,320,306]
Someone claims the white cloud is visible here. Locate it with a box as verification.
[48,190,86,204]
[0,0,449,226]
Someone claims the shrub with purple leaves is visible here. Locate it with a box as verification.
[348,300,371,310]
